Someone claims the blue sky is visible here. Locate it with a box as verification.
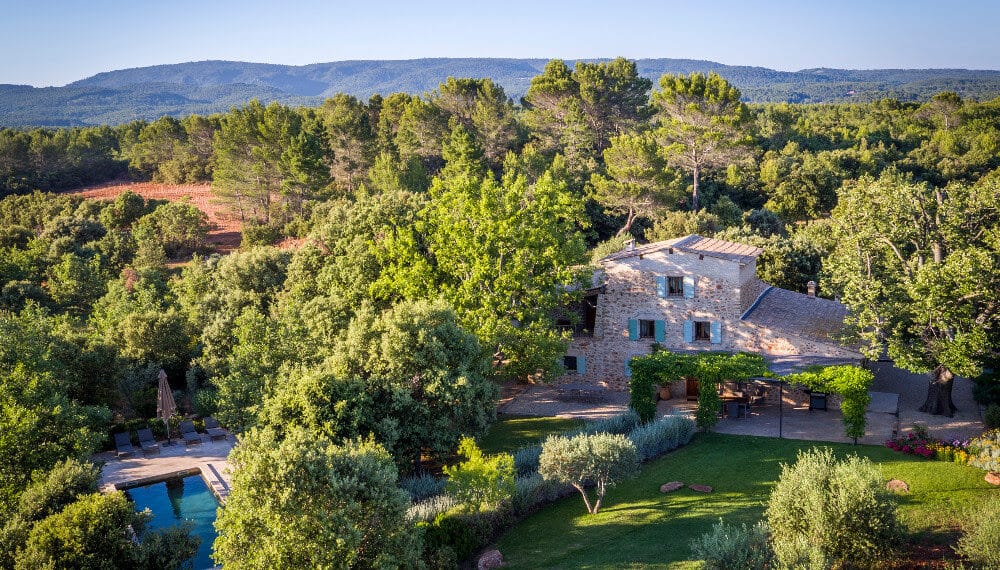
[3,0,999,86]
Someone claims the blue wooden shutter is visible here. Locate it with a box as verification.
[656,276,666,298]
[654,320,665,342]
[683,275,695,299]
[628,319,639,341]
[578,356,586,375]
[683,320,694,343]
[711,321,722,344]
[624,357,632,377]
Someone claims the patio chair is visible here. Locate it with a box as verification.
[203,417,227,441]
[179,420,202,445]
[136,428,160,454]
[114,432,136,457]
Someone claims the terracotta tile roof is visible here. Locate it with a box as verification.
[601,234,763,264]
[743,287,849,342]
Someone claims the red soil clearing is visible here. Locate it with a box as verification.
[70,182,243,253]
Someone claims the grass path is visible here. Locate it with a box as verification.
[496,433,997,569]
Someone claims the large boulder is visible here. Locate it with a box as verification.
[478,549,503,570]
[688,484,713,493]
[660,481,684,493]
[886,479,909,493]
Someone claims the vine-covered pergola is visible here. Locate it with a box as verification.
[628,351,874,442]
[628,351,768,428]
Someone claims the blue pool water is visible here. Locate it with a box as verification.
[127,474,220,569]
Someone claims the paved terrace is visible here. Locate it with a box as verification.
[501,363,984,444]
[96,434,234,502]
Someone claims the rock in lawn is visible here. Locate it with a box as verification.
[986,472,1000,486]
[660,481,684,493]
[688,484,713,493]
[886,479,909,493]
[478,549,503,570]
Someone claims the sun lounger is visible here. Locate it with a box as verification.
[203,417,228,441]
[179,420,202,445]
[137,428,160,454]
[114,432,136,457]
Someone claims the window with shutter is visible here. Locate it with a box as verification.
[654,320,665,342]
[656,276,667,298]
[563,355,578,372]
[682,320,694,343]
[683,275,695,299]
[628,319,639,341]
[624,358,632,377]
[639,319,655,339]
[667,276,684,296]
[711,321,722,344]
[694,321,711,341]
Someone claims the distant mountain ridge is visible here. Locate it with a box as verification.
[3,58,1000,127]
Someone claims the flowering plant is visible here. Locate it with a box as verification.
[885,430,969,463]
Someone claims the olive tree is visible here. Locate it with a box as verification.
[765,448,900,568]
[538,432,638,514]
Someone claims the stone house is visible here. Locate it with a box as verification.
[559,234,860,392]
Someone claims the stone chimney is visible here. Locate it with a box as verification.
[807,280,817,298]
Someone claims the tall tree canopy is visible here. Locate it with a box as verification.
[652,72,750,210]
[827,171,1000,415]
[380,126,590,380]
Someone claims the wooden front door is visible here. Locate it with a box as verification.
[686,378,699,401]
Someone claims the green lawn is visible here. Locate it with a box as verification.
[477,415,585,455]
[497,432,998,569]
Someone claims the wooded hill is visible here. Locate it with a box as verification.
[3,57,1000,127]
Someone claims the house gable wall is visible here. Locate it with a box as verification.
[563,248,854,390]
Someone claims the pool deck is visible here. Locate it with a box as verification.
[96,434,235,503]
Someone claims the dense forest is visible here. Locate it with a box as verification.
[4,57,1000,126]
[1,57,999,567]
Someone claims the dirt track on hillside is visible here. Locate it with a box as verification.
[70,182,243,253]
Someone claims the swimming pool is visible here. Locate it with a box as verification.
[126,474,220,569]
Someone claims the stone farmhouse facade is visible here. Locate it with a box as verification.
[559,234,861,391]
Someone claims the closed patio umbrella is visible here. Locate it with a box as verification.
[156,369,177,445]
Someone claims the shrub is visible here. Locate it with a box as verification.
[241,221,283,247]
[538,433,639,514]
[765,447,900,568]
[582,410,642,436]
[696,381,722,431]
[408,495,458,523]
[191,388,218,418]
[509,473,573,516]
[985,404,1000,430]
[955,497,1000,568]
[690,519,774,570]
[400,473,446,502]
[885,431,936,458]
[968,429,1000,472]
[513,445,542,476]
[418,508,510,564]
[628,414,696,461]
[443,437,515,512]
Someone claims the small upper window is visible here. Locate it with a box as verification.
[694,321,711,341]
[639,319,656,339]
[667,276,684,297]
